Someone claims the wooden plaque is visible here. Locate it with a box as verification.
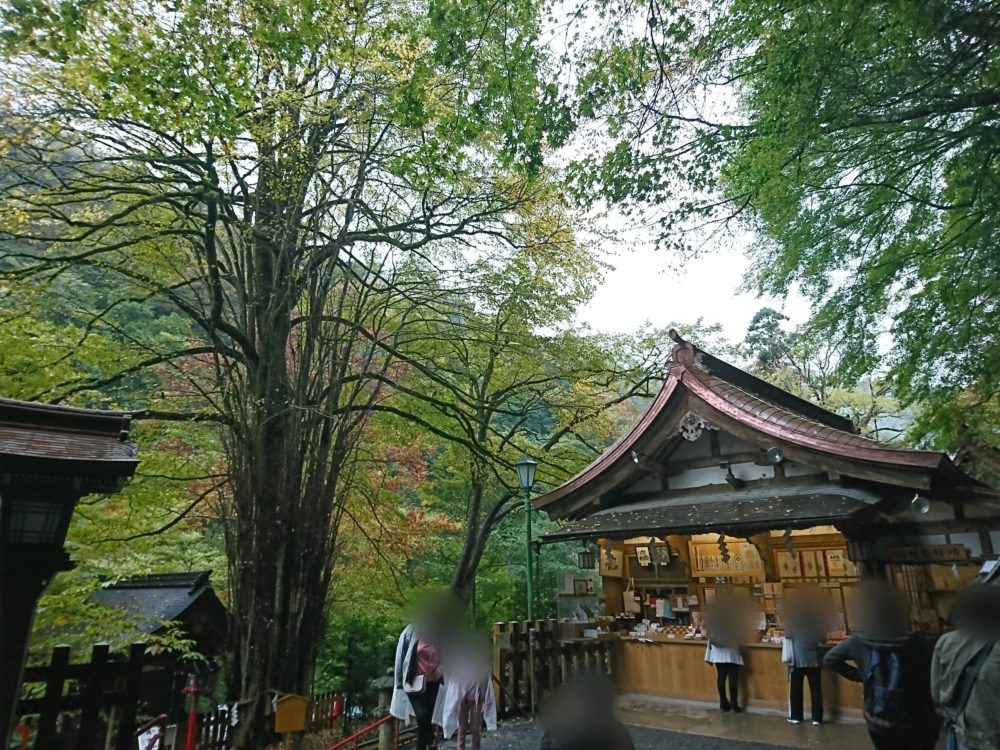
[274,694,308,733]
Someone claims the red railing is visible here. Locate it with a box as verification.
[325,715,396,750]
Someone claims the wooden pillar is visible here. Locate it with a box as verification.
[747,532,779,582]
[33,645,70,748]
[1,565,55,746]
[114,643,146,750]
[492,623,507,718]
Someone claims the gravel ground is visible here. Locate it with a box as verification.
[479,719,779,750]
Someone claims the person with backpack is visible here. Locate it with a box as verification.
[932,583,1000,750]
[824,582,938,750]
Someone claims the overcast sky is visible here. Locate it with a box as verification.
[574,220,812,345]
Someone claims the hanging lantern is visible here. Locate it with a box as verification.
[577,541,597,569]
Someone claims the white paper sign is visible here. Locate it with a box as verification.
[137,728,161,750]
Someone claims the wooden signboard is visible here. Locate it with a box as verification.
[887,544,968,563]
[274,694,308,733]
[689,540,765,579]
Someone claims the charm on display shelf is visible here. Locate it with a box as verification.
[636,545,653,567]
[601,546,624,577]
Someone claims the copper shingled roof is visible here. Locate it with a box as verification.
[534,332,970,515]
[677,366,947,470]
[531,377,682,511]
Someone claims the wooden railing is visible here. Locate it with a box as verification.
[188,705,232,749]
[493,620,615,718]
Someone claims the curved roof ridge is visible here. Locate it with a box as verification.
[533,376,681,509]
[677,366,947,468]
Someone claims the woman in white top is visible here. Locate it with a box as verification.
[704,598,747,712]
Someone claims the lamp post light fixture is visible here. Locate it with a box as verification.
[2,491,79,556]
[515,454,537,621]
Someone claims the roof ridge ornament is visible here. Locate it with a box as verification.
[668,329,708,372]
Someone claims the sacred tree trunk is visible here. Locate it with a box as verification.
[222,165,339,748]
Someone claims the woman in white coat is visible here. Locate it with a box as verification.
[436,634,497,750]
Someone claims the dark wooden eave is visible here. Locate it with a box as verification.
[0,397,138,492]
[543,483,884,542]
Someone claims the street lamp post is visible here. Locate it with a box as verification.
[515,454,537,621]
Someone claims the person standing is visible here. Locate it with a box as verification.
[784,591,829,725]
[439,634,497,750]
[824,583,938,750]
[704,598,746,712]
[539,673,634,750]
[391,596,456,750]
[932,583,1000,750]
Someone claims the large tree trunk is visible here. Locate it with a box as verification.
[225,158,337,747]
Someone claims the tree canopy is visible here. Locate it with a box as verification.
[3,0,1000,744]
[0,0,578,743]
[565,0,1000,451]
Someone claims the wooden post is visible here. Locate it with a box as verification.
[492,623,507,718]
[546,620,558,695]
[559,643,569,687]
[511,621,525,712]
[114,643,145,750]
[77,643,111,746]
[527,622,536,716]
[35,645,70,747]
[372,669,395,750]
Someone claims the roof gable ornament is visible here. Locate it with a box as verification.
[668,329,708,372]
[676,411,718,442]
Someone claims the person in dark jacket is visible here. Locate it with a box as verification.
[784,589,830,725]
[932,583,1000,750]
[824,583,938,750]
[539,673,634,750]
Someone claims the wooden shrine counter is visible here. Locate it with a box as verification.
[613,638,863,718]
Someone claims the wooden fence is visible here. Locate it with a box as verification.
[492,620,615,718]
[307,691,342,732]
[16,643,347,750]
[17,642,156,750]
[189,706,232,750]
